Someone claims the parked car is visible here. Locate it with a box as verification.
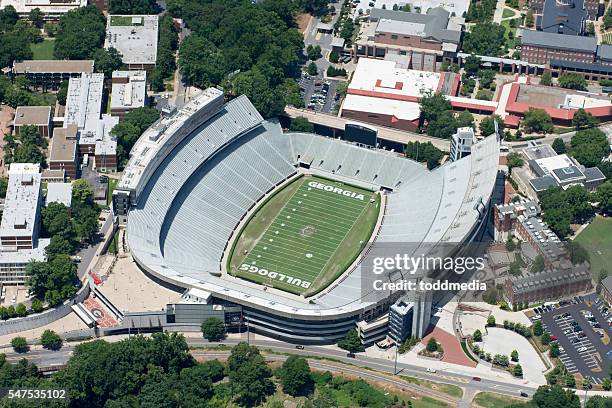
[426,368,436,373]
[295,345,304,349]
[577,346,587,352]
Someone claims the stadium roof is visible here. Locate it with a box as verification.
[125,90,500,320]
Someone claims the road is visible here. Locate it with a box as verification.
[76,215,113,279]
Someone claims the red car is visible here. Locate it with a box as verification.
[550,336,558,341]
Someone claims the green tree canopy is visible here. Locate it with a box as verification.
[93,47,123,78]
[109,0,156,14]
[278,355,313,396]
[522,108,553,134]
[289,117,314,132]
[41,329,63,350]
[54,5,106,60]
[479,115,504,136]
[571,108,598,130]
[552,138,566,154]
[11,336,28,353]
[570,128,609,167]
[463,23,506,56]
[200,317,225,341]
[558,73,587,90]
[227,342,274,406]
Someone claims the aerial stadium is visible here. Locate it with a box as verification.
[113,87,500,343]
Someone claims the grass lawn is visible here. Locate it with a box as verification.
[107,178,118,206]
[30,39,56,60]
[502,8,516,18]
[501,19,519,50]
[110,15,142,26]
[229,174,380,296]
[574,216,612,281]
[400,375,463,398]
[473,392,524,408]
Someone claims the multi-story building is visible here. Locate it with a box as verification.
[105,15,159,71]
[64,73,119,170]
[530,0,600,21]
[110,70,148,118]
[0,163,49,285]
[389,297,414,343]
[0,0,86,19]
[450,127,476,161]
[11,60,94,91]
[538,0,586,35]
[13,106,52,138]
[353,8,463,68]
[49,125,78,179]
[521,30,597,65]
[601,276,612,305]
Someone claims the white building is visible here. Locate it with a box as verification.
[110,70,148,118]
[450,127,476,161]
[46,183,72,207]
[0,164,49,285]
[105,15,159,70]
[0,0,86,19]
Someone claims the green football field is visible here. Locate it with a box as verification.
[574,216,612,283]
[228,175,380,296]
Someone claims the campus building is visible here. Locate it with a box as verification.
[601,276,612,305]
[340,58,459,131]
[110,71,148,118]
[0,164,49,285]
[45,182,72,207]
[0,0,86,19]
[64,73,119,171]
[105,15,159,70]
[11,60,94,91]
[537,0,586,35]
[13,106,52,138]
[530,0,600,22]
[353,8,463,68]
[49,125,79,180]
[520,30,597,65]
[522,142,606,193]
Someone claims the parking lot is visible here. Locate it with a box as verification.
[299,73,341,114]
[537,294,611,384]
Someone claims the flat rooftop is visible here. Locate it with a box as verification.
[46,183,72,207]
[95,115,120,156]
[0,163,41,240]
[343,94,421,121]
[348,58,443,101]
[352,0,470,20]
[65,73,105,143]
[0,0,85,14]
[12,60,94,75]
[105,15,159,66]
[516,84,611,109]
[49,125,78,162]
[111,71,147,110]
[14,106,51,126]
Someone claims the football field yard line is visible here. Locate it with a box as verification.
[234,175,377,294]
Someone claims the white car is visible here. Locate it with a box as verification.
[577,346,588,352]
[426,368,436,373]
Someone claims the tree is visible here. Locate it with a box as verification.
[532,385,580,408]
[479,115,504,136]
[572,108,598,130]
[338,329,365,353]
[570,128,609,167]
[329,50,339,63]
[456,110,475,128]
[200,317,225,341]
[506,236,516,251]
[506,152,524,173]
[597,180,612,214]
[511,350,519,362]
[425,110,458,139]
[513,364,522,377]
[602,378,611,391]
[289,117,314,132]
[109,0,156,14]
[227,342,274,406]
[558,73,587,91]
[26,255,79,306]
[473,329,482,341]
[11,336,28,353]
[404,141,444,169]
[42,202,75,241]
[15,303,27,317]
[540,71,552,86]
[552,138,566,154]
[56,80,69,105]
[41,329,63,350]
[522,108,553,134]
[531,255,545,273]
[525,9,534,27]
[487,315,496,327]
[533,321,543,336]
[464,55,481,75]
[31,298,43,313]
[278,355,313,396]
[0,176,7,198]
[306,61,318,76]
[72,179,94,205]
[93,48,123,78]
[5,125,47,167]
[54,6,106,60]
[426,337,439,352]
[541,331,551,345]
[493,354,509,366]
[29,8,44,28]
[463,23,507,56]
[549,342,560,358]
[306,44,322,61]
[565,375,576,387]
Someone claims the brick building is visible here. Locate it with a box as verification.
[49,125,79,180]
[521,30,597,65]
[13,106,52,138]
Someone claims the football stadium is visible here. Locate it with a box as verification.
[113,88,500,343]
